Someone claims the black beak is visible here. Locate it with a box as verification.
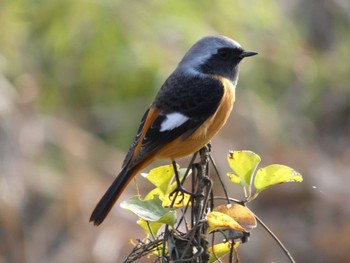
[240,51,258,58]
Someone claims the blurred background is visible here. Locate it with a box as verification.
[1,0,350,262]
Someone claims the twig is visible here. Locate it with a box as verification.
[254,213,296,263]
[210,196,295,263]
[209,154,230,203]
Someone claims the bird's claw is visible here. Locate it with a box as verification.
[169,185,193,206]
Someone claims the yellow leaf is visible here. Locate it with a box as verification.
[144,188,164,201]
[227,151,261,187]
[226,172,242,185]
[208,242,231,263]
[162,192,192,208]
[254,164,303,193]
[143,164,178,195]
[213,204,257,232]
[207,211,246,233]
[208,242,241,263]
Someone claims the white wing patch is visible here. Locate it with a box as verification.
[160,112,189,132]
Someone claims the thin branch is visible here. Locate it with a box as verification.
[209,154,230,203]
[254,213,296,263]
[210,196,295,263]
[181,152,198,184]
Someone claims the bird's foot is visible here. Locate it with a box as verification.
[169,185,194,207]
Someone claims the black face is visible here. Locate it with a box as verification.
[198,47,245,82]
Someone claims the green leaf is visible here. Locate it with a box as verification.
[227,151,261,187]
[144,188,163,201]
[254,164,303,193]
[142,164,178,195]
[137,218,163,237]
[120,195,176,226]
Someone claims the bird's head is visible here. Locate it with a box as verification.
[179,35,257,83]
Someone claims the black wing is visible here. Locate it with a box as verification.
[126,72,224,169]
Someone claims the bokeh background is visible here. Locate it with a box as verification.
[1,0,350,262]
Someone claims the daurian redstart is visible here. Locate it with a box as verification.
[90,35,257,225]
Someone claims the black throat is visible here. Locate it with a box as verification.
[198,55,241,84]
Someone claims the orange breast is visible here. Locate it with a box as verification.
[156,76,235,159]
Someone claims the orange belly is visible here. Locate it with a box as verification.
[156,76,235,159]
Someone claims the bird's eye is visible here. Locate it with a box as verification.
[218,49,230,60]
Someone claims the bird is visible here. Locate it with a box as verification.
[90,35,257,225]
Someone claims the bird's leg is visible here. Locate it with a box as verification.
[169,159,194,206]
[172,160,182,186]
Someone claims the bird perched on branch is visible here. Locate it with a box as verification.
[90,35,257,225]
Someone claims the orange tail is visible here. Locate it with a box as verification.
[90,166,136,225]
